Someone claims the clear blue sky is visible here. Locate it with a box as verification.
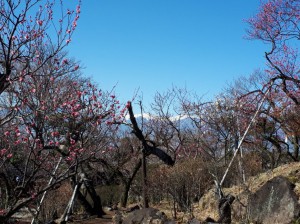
[68,1,267,107]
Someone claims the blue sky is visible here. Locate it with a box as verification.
[68,1,267,107]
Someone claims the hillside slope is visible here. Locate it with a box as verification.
[195,162,300,222]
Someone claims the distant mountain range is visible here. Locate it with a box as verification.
[120,113,199,132]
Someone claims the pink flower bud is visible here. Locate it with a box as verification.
[37,20,43,26]
[0,149,7,156]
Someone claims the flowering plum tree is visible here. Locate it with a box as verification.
[247,0,300,92]
[0,57,125,221]
[0,0,81,94]
[247,0,300,161]
[0,0,132,222]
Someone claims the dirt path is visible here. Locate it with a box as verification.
[71,217,113,224]
[70,212,114,224]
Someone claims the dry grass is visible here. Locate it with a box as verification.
[139,162,300,223]
[194,162,300,223]
[12,162,300,224]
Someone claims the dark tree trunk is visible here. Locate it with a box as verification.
[71,174,105,218]
[127,102,175,166]
[120,159,142,207]
[75,184,93,215]
[126,102,175,209]
[85,181,105,217]
[293,136,299,160]
[0,216,7,224]
[75,184,105,217]
[217,194,235,224]
[120,182,131,208]
[142,150,149,208]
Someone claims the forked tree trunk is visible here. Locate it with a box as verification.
[62,174,105,221]
[127,102,175,208]
[120,159,142,207]
[74,174,105,217]
[83,181,105,217]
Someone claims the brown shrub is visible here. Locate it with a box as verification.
[38,181,73,223]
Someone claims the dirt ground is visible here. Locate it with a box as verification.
[12,162,300,224]
[70,212,114,224]
[11,207,115,224]
[71,217,113,224]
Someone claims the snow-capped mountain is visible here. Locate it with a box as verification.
[121,113,198,132]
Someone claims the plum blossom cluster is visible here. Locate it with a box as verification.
[246,0,300,105]
[247,0,300,42]
[0,72,129,165]
[0,0,81,95]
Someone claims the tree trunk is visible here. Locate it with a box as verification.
[142,150,149,208]
[120,159,142,208]
[0,216,7,224]
[84,181,105,217]
[217,194,235,224]
[70,174,105,218]
[76,181,105,217]
[120,182,131,208]
[293,136,299,160]
[76,188,95,216]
